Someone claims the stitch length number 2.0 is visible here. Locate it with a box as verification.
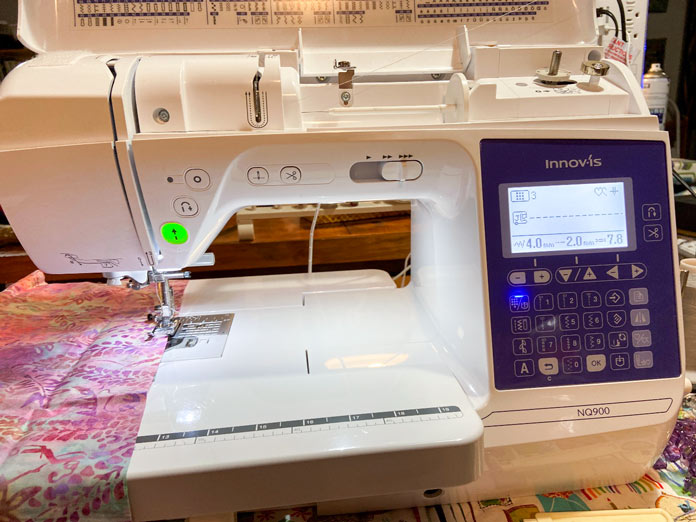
[577,406,610,418]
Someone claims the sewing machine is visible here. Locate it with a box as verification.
[0,0,686,520]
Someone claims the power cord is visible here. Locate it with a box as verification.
[673,169,696,200]
[615,0,627,42]
[596,8,619,38]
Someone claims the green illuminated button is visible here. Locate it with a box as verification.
[161,222,189,244]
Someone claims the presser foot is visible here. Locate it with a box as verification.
[125,269,191,339]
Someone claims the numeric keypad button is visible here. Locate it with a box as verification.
[583,311,603,329]
[562,356,583,374]
[512,338,533,356]
[586,354,607,373]
[534,294,554,312]
[605,289,625,307]
[559,313,579,331]
[606,310,627,328]
[537,336,557,354]
[585,333,605,351]
[582,291,602,308]
[557,292,578,310]
[561,334,582,352]
[535,315,556,332]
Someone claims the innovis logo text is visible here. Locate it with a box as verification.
[545,155,603,169]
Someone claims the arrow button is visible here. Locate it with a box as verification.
[558,268,573,282]
[606,265,619,279]
[583,267,597,281]
[631,264,646,279]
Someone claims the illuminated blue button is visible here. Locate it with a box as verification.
[509,294,530,313]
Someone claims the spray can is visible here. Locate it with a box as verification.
[643,63,670,130]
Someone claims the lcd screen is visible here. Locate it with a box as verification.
[501,179,635,257]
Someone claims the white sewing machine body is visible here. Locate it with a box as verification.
[0,1,685,520]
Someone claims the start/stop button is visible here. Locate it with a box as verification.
[184,169,210,190]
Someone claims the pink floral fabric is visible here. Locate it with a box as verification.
[0,272,185,522]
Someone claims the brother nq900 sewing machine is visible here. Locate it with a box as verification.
[0,0,686,520]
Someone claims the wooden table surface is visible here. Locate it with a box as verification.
[0,214,411,285]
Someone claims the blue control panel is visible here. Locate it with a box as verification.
[480,140,681,390]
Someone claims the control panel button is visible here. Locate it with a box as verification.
[632,329,652,348]
[509,294,530,313]
[538,357,559,376]
[514,359,535,377]
[561,334,581,352]
[558,268,573,282]
[559,313,579,331]
[582,291,601,308]
[508,271,526,285]
[535,315,556,333]
[583,312,603,329]
[642,203,662,221]
[631,264,646,279]
[537,336,557,354]
[643,224,663,242]
[585,333,605,351]
[606,310,627,328]
[280,166,302,184]
[533,270,552,284]
[606,265,619,280]
[562,356,582,374]
[511,317,532,334]
[582,267,597,281]
[605,289,625,307]
[630,309,651,327]
[608,331,629,349]
[586,354,606,373]
[173,196,199,217]
[512,338,533,356]
[161,222,189,245]
[629,287,649,305]
[247,167,269,185]
[634,351,654,369]
[185,168,211,190]
[534,294,554,312]
[610,352,630,371]
[557,292,578,310]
